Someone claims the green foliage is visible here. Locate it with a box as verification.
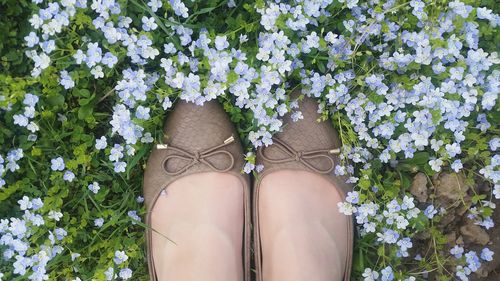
[0,0,34,76]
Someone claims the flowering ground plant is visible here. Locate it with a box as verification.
[0,0,499,280]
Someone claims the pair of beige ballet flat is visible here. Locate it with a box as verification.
[143,90,353,281]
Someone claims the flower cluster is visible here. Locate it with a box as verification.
[0,149,24,189]
[12,93,39,141]
[0,197,66,281]
[340,192,419,259]
[451,245,495,281]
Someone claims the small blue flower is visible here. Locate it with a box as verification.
[114,161,126,173]
[109,144,124,161]
[59,70,75,89]
[465,251,481,272]
[141,16,157,31]
[23,93,39,107]
[346,191,360,204]
[215,35,229,51]
[381,266,394,281]
[114,250,128,265]
[94,218,104,228]
[424,205,438,219]
[51,157,65,171]
[135,105,151,120]
[95,136,108,150]
[101,52,118,68]
[451,160,463,172]
[450,245,464,258]
[480,248,494,261]
[54,228,68,241]
[489,138,499,151]
[119,268,132,279]
[88,182,100,194]
[147,0,162,12]
[63,170,75,182]
[456,265,471,281]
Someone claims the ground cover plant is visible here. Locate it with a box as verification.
[0,0,499,280]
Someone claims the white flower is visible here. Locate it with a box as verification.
[163,42,176,54]
[109,144,124,161]
[147,0,162,12]
[451,245,465,258]
[18,196,33,210]
[114,250,128,265]
[119,268,132,279]
[54,227,68,240]
[291,111,303,122]
[451,160,463,172]
[71,253,81,261]
[88,182,100,194]
[91,65,104,78]
[135,105,151,120]
[59,70,75,89]
[346,191,359,204]
[48,210,63,221]
[33,52,51,71]
[64,170,75,182]
[337,202,356,215]
[24,32,39,47]
[494,184,500,200]
[73,49,86,64]
[23,93,39,107]
[95,136,108,150]
[429,158,443,172]
[104,267,115,280]
[480,247,494,261]
[94,218,104,227]
[127,210,141,224]
[142,16,157,31]
[51,157,65,171]
[362,268,379,281]
[31,197,43,210]
[13,114,29,127]
[114,161,126,173]
[239,34,248,43]
[215,35,229,50]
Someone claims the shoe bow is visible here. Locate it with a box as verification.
[259,137,340,174]
[158,136,236,176]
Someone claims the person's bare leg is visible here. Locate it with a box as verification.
[151,172,244,281]
[259,170,348,281]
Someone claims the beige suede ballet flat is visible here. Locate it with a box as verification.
[142,100,251,281]
[253,89,354,281]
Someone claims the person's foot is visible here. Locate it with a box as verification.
[254,91,353,281]
[143,100,251,281]
[151,172,244,281]
[258,170,348,281]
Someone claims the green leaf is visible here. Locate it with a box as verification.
[78,104,94,120]
[46,94,65,106]
[412,213,430,231]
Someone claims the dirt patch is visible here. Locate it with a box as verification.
[410,172,498,280]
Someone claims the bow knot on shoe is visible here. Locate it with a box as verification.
[260,137,341,174]
[158,135,236,176]
[192,151,201,163]
[294,151,303,161]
